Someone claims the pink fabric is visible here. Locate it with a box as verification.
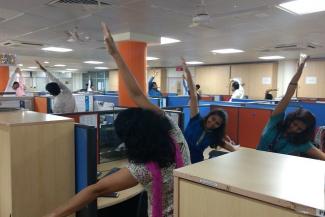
[146,162,163,217]
[15,76,25,96]
[145,138,185,217]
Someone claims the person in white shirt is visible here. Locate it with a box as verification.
[229,79,245,101]
[36,61,76,113]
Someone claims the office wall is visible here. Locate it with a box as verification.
[195,66,230,95]
[297,60,325,98]
[231,63,277,99]
[277,60,297,98]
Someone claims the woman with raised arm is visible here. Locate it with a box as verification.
[148,71,163,97]
[257,56,325,160]
[43,22,190,217]
[36,61,76,113]
[5,67,26,96]
[182,58,236,164]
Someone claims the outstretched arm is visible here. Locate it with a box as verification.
[101,22,162,114]
[35,61,70,92]
[43,168,138,217]
[182,74,189,94]
[181,58,199,118]
[272,56,309,116]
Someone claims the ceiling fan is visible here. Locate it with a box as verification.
[189,0,216,30]
[65,26,91,42]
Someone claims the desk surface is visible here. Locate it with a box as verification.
[174,149,325,215]
[0,111,72,126]
[97,159,144,209]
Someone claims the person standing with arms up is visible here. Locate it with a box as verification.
[257,55,325,160]
[36,61,76,113]
[148,71,163,97]
[5,67,26,96]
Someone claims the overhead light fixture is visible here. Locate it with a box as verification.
[84,61,104,64]
[28,66,38,69]
[277,0,325,15]
[258,56,285,60]
[66,68,78,71]
[17,64,23,67]
[41,47,73,52]
[44,61,50,64]
[186,61,204,65]
[160,37,181,45]
[95,67,109,70]
[54,64,66,67]
[211,49,244,54]
[146,57,160,61]
[21,68,33,71]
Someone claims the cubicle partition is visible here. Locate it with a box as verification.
[75,124,97,217]
[0,96,34,110]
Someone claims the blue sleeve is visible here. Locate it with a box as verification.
[299,142,314,154]
[188,114,202,126]
[148,76,154,90]
[262,112,285,135]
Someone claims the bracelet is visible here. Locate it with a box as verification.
[289,83,297,85]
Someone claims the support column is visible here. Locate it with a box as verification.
[0,66,9,92]
[117,41,147,107]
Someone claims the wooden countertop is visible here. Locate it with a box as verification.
[174,149,325,216]
[0,111,73,126]
[97,159,144,209]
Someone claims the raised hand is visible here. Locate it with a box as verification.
[101,22,119,57]
[35,60,47,72]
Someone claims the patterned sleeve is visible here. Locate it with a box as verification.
[165,114,191,165]
[127,163,152,186]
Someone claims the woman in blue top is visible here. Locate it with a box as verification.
[182,58,236,163]
[257,55,325,160]
[148,72,163,97]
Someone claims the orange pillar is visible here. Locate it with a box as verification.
[117,41,147,107]
[0,66,9,92]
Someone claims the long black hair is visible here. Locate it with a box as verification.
[114,108,176,168]
[203,109,227,148]
[277,108,316,144]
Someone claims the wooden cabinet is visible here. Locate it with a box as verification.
[238,108,272,148]
[174,149,324,217]
[0,111,75,217]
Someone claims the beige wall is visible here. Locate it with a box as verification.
[297,60,325,98]
[195,66,230,95]
[231,63,277,99]
[105,60,325,99]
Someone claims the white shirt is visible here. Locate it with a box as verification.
[230,79,245,101]
[46,70,76,113]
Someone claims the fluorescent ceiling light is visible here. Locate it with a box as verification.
[17,64,23,67]
[186,61,204,65]
[44,61,50,64]
[146,57,160,61]
[41,47,73,52]
[95,67,109,70]
[66,68,78,71]
[160,37,181,45]
[21,68,34,71]
[211,48,244,54]
[258,56,285,60]
[28,66,38,69]
[277,0,325,15]
[84,61,104,64]
[54,64,66,67]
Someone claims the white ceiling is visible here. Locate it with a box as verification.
[1,0,325,72]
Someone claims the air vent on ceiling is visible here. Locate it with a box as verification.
[257,42,321,53]
[47,0,110,6]
[0,40,44,48]
[96,46,106,50]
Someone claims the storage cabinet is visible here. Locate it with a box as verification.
[0,111,75,217]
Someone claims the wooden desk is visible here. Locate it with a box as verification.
[0,111,75,217]
[174,149,325,217]
[97,159,144,209]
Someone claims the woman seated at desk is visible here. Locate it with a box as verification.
[43,22,190,217]
[257,55,325,160]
